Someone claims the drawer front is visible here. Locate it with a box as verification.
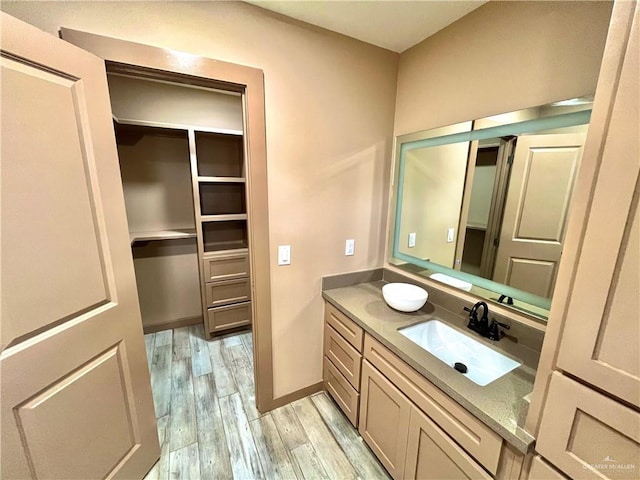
[324,325,362,390]
[363,334,502,475]
[528,456,569,480]
[203,252,249,282]
[205,278,251,308]
[537,373,640,480]
[206,301,251,333]
[324,356,359,427]
[325,302,364,352]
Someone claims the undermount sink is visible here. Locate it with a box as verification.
[382,283,428,312]
[399,320,521,386]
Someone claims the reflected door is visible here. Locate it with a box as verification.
[493,133,586,297]
[1,13,159,478]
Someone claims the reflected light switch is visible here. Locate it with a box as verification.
[408,232,416,248]
[278,245,291,265]
[447,228,455,243]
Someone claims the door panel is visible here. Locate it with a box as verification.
[555,5,639,408]
[1,55,110,349]
[493,133,585,297]
[1,12,159,479]
[537,373,640,480]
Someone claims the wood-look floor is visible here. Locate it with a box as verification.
[143,325,390,480]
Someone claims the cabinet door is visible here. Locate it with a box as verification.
[1,13,159,479]
[359,361,411,480]
[537,373,640,480]
[555,1,639,408]
[405,406,492,480]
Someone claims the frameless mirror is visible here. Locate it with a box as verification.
[389,97,594,320]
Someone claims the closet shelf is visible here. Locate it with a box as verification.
[201,214,247,222]
[198,176,246,183]
[129,228,197,245]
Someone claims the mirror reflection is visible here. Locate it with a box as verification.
[392,98,593,319]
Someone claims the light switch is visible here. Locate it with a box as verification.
[447,228,455,243]
[278,245,291,265]
[408,232,416,248]
[345,239,355,256]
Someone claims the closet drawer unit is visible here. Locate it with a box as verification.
[537,373,640,480]
[203,251,249,282]
[324,302,364,352]
[324,324,362,390]
[363,334,503,475]
[205,277,251,308]
[206,301,252,333]
[323,356,359,427]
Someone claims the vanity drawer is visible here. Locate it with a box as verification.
[363,334,503,475]
[324,302,364,352]
[324,356,359,427]
[324,324,362,390]
[205,277,251,308]
[203,251,249,282]
[206,301,251,333]
[537,373,640,480]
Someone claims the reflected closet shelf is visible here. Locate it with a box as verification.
[129,228,197,245]
[198,176,246,183]
[201,214,247,222]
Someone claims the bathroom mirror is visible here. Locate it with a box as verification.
[389,97,593,320]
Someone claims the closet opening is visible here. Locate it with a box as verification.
[61,25,274,413]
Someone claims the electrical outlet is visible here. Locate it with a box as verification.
[408,232,416,248]
[345,239,355,256]
[278,245,291,265]
[447,228,455,243]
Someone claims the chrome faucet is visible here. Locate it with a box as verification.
[464,301,510,341]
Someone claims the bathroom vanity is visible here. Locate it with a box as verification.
[322,272,538,480]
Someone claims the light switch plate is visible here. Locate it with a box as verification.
[278,245,291,265]
[345,239,355,256]
[408,232,416,248]
[447,228,455,243]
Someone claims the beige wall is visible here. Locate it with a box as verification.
[394,1,613,136]
[1,1,399,398]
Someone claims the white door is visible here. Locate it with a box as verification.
[493,133,586,298]
[1,13,159,479]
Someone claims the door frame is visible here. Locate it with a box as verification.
[59,28,275,412]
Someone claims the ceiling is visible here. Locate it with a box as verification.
[246,1,487,53]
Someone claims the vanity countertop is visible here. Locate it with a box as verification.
[322,280,536,453]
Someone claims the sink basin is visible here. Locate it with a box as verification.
[399,320,520,386]
[382,283,428,312]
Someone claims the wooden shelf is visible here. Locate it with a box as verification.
[198,176,246,183]
[129,229,197,245]
[466,223,488,231]
[201,214,247,222]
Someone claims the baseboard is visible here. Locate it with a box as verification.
[143,315,202,334]
[268,381,325,411]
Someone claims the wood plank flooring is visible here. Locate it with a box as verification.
[143,325,390,480]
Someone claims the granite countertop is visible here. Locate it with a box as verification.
[322,280,536,453]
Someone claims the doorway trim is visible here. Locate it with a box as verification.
[59,28,275,412]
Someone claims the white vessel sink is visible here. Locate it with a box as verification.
[382,283,428,312]
[399,320,520,386]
